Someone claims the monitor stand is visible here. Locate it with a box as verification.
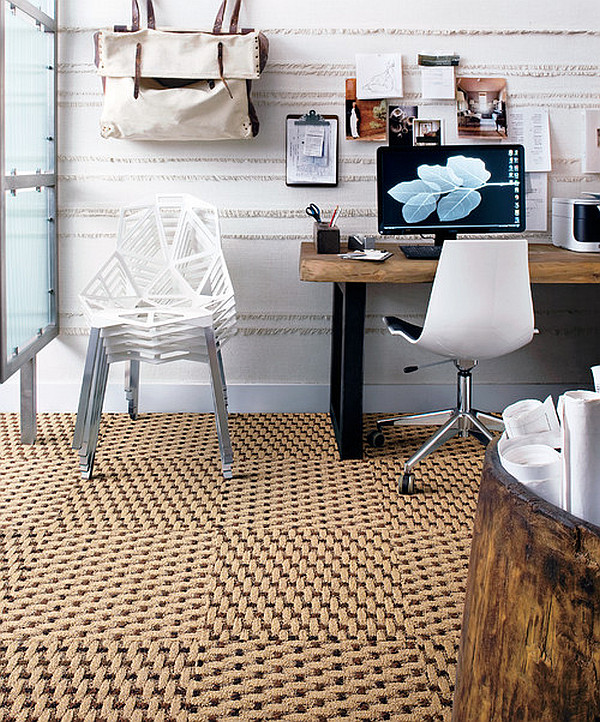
[400,231,457,260]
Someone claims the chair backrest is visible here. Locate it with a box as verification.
[80,194,237,362]
[419,238,534,360]
[117,194,232,297]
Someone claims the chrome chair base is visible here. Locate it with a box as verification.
[370,361,504,490]
[72,327,233,480]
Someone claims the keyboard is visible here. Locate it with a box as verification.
[400,245,442,260]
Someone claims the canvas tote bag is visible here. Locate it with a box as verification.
[95,0,268,140]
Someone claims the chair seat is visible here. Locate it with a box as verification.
[383,315,423,342]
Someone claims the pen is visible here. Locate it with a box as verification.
[329,205,340,227]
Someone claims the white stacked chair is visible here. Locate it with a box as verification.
[73,194,236,480]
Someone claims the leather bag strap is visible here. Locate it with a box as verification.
[213,0,243,33]
[131,0,156,30]
[131,0,242,33]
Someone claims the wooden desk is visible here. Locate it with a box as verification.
[299,242,600,460]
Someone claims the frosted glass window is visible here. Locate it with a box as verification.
[4,4,54,175]
[4,188,54,362]
[36,0,54,19]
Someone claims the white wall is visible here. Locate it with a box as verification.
[2,0,599,413]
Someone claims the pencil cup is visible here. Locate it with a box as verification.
[313,223,340,254]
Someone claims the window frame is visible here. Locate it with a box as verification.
[0,0,58,383]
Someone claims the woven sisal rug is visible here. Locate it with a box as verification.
[0,412,483,721]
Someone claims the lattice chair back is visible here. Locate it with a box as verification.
[74,194,236,481]
[116,202,169,291]
[79,194,236,365]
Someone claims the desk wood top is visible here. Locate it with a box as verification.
[299,242,600,284]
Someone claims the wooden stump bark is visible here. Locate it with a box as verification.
[452,441,600,722]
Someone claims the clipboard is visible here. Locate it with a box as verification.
[285,110,339,187]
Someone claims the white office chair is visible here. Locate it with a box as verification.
[368,238,535,493]
[73,194,236,480]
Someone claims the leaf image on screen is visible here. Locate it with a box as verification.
[387,155,493,223]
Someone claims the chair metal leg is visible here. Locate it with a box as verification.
[216,343,228,410]
[378,409,454,430]
[80,343,109,479]
[465,411,495,445]
[205,327,233,479]
[474,410,504,431]
[125,359,140,420]
[73,330,110,479]
[73,328,102,450]
[403,413,461,473]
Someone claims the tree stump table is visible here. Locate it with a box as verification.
[452,440,600,721]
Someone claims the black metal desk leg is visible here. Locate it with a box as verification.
[329,281,366,459]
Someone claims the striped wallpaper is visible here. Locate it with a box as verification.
[31,1,600,408]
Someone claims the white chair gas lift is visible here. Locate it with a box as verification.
[367,238,535,493]
[73,194,236,480]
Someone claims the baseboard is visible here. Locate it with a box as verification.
[0,381,576,414]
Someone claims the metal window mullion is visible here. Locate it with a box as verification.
[7,0,55,32]
[46,185,57,338]
[0,0,6,379]
[3,173,55,190]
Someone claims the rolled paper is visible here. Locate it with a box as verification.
[502,396,561,441]
[558,390,600,525]
[592,365,600,393]
[498,435,562,507]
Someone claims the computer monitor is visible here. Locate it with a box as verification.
[377,144,525,252]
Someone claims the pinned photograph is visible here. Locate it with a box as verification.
[456,77,507,138]
[388,105,418,147]
[413,119,442,146]
[345,78,387,142]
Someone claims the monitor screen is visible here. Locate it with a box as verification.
[377,144,525,240]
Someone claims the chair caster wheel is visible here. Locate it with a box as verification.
[399,473,414,494]
[367,430,385,448]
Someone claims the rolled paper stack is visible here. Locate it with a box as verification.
[498,396,562,507]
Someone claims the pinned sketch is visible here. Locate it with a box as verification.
[356,53,403,99]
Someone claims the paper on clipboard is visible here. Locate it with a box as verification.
[286,114,338,186]
[303,126,325,157]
